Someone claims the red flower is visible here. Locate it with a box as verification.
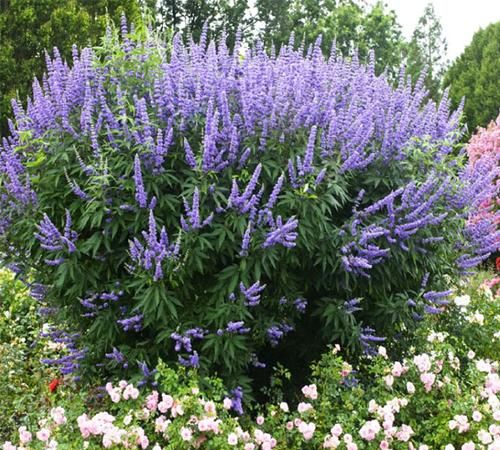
[48,378,61,393]
[496,257,500,272]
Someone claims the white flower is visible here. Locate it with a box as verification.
[279,402,289,412]
[472,411,482,422]
[227,433,238,446]
[477,430,492,444]
[467,312,484,325]
[180,427,192,441]
[123,415,132,425]
[454,294,471,307]
[384,375,394,388]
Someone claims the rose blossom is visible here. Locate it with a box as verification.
[359,420,381,441]
[227,433,238,445]
[180,427,192,441]
[301,384,318,400]
[297,402,313,413]
[18,426,32,444]
[36,428,51,442]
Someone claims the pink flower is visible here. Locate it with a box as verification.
[301,384,318,400]
[256,416,265,425]
[123,384,139,400]
[406,382,415,394]
[18,426,32,444]
[347,443,358,450]
[2,442,16,450]
[227,433,238,446]
[359,420,381,441]
[146,391,159,411]
[138,434,149,449]
[223,398,233,410]
[279,402,289,412]
[50,406,67,425]
[244,444,256,450]
[472,411,482,422]
[297,402,313,413]
[204,401,216,415]
[380,441,389,450]
[36,428,51,442]
[420,372,436,392]
[155,416,170,433]
[391,362,404,377]
[395,424,414,442]
[477,430,492,444]
[172,401,184,417]
[461,443,475,450]
[286,421,294,430]
[330,424,343,437]
[413,354,432,373]
[384,375,394,387]
[452,415,470,433]
[298,422,316,440]
[158,394,174,413]
[180,427,192,441]
[294,418,303,427]
[323,436,340,448]
[485,373,500,395]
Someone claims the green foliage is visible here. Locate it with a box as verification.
[443,21,500,135]
[0,269,49,440]
[0,0,142,135]
[142,0,251,47]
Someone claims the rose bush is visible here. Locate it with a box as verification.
[2,273,498,449]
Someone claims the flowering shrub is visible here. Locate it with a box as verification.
[465,116,499,265]
[0,20,498,388]
[2,273,499,449]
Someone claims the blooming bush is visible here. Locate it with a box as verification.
[465,116,499,265]
[2,273,499,449]
[0,20,498,389]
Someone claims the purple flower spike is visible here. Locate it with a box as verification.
[181,187,214,231]
[262,215,298,249]
[134,154,148,208]
[239,280,266,306]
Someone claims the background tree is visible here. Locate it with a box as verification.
[142,0,251,47]
[443,21,500,135]
[403,2,448,99]
[255,0,404,77]
[0,0,142,136]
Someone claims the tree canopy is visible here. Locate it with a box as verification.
[0,0,142,135]
[443,21,500,135]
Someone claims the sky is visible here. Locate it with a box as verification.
[369,0,500,61]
